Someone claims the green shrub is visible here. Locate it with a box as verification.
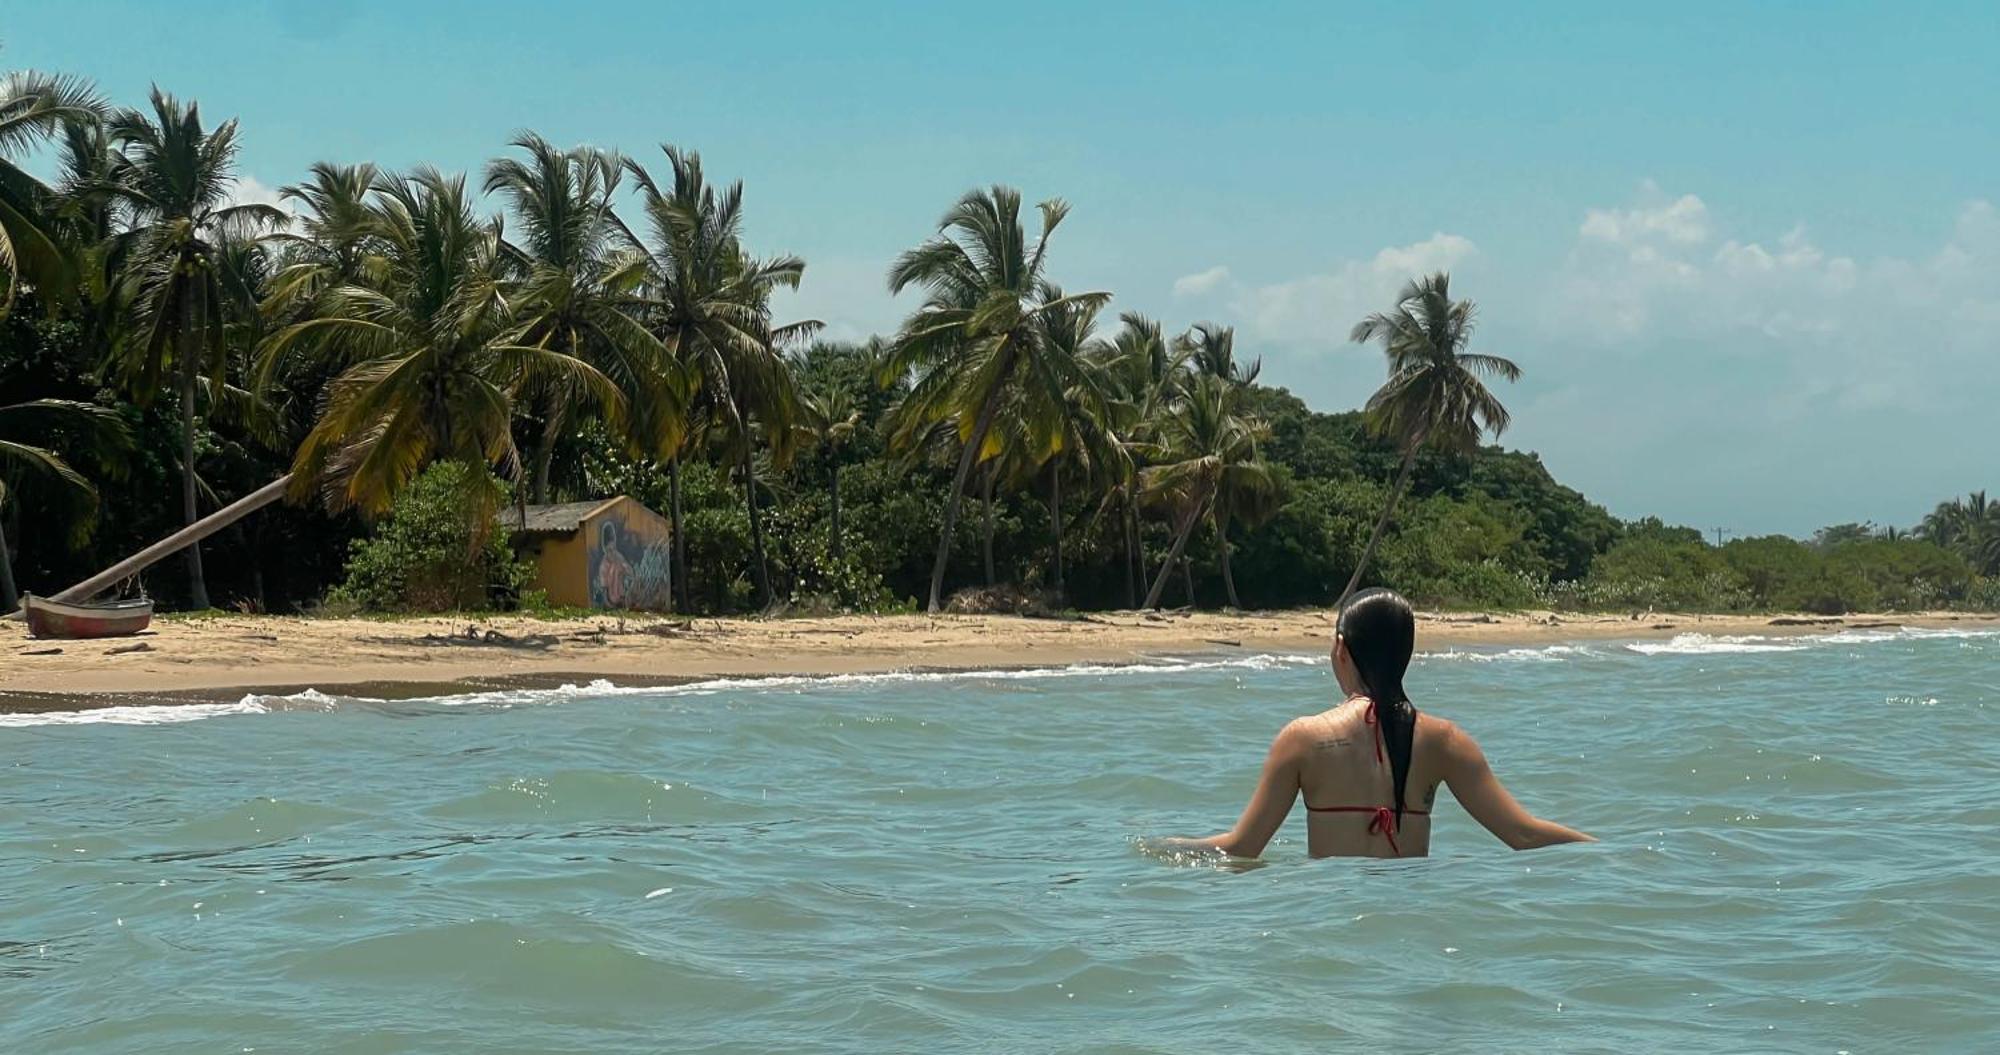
[1582,536,1748,610]
[325,462,532,613]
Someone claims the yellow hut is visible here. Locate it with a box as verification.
[500,496,673,610]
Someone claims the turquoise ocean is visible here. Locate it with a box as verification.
[3,625,1996,1052]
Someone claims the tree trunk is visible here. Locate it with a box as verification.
[0,511,18,612]
[1128,485,1148,611]
[1338,446,1420,606]
[179,334,210,611]
[1143,495,1207,609]
[925,347,1016,613]
[51,475,291,605]
[1121,487,1137,610]
[981,463,996,587]
[529,408,559,504]
[1048,461,1064,600]
[668,454,689,614]
[828,460,844,563]
[1215,503,1241,609]
[739,425,773,609]
[1182,553,1196,608]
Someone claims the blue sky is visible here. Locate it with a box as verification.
[7,1,1997,536]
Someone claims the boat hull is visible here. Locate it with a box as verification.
[22,595,154,640]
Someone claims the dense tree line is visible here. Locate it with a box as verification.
[2,73,1993,616]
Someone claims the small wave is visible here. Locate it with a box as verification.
[0,700,270,728]
[0,653,1325,729]
[1625,634,1811,656]
[1420,644,1602,664]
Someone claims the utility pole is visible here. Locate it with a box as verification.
[1709,527,1734,547]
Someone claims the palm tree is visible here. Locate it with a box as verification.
[1139,373,1275,609]
[105,87,286,608]
[0,398,127,610]
[1179,321,1259,385]
[1922,491,2000,576]
[798,382,862,563]
[1032,287,1115,602]
[0,70,105,313]
[623,146,813,609]
[264,161,381,315]
[259,167,621,518]
[1339,272,1520,605]
[1089,312,1188,607]
[484,132,671,502]
[884,186,1109,612]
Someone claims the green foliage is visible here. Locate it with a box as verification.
[1579,536,1749,611]
[1379,494,1541,609]
[6,70,1994,619]
[325,462,531,613]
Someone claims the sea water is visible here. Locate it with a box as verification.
[2,627,1996,1052]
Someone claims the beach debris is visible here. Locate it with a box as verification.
[105,642,153,655]
[1205,638,1243,647]
[413,627,559,650]
[21,647,63,656]
[1768,617,1844,626]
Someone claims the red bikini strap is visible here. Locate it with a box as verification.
[1366,806,1401,856]
[1363,700,1384,766]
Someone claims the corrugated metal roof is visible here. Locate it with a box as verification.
[496,497,623,538]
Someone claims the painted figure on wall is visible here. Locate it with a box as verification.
[589,510,673,610]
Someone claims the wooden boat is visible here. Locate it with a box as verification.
[22,594,154,640]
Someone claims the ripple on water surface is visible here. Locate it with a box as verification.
[2,626,1997,1051]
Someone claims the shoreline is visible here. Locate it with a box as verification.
[6,608,1998,709]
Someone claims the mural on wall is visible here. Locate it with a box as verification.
[588,505,673,610]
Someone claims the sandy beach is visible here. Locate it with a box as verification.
[5,607,1996,704]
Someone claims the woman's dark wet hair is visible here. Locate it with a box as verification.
[1338,589,1418,822]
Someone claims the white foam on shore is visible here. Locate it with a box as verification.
[1625,634,1812,655]
[1420,644,1605,664]
[0,653,1327,728]
[0,699,271,728]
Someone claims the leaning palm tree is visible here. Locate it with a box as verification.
[0,70,105,313]
[0,398,127,610]
[484,132,672,502]
[884,186,1109,612]
[1338,272,1520,605]
[622,146,813,608]
[259,167,621,518]
[1139,374,1275,609]
[104,87,286,608]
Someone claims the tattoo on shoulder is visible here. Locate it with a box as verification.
[1314,736,1351,750]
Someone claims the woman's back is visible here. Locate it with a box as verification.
[1297,700,1446,857]
[1164,589,1592,859]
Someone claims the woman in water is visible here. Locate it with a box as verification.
[1168,589,1592,858]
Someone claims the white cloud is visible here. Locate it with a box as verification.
[1227,232,1477,348]
[228,174,291,214]
[1171,265,1232,297]
[1578,184,1710,248]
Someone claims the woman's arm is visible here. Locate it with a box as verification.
[1441,723,1594,850]
[1162,722,1305,858]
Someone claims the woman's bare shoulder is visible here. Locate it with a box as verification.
[1416,711,1473,756]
